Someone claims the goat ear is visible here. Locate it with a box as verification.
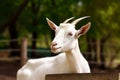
[75,22,91,38]
[46,18,58,30]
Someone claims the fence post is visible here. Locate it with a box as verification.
[21,38,27,66]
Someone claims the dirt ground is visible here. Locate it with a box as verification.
[0,60,20,80]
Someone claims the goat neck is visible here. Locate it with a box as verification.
[65,40,84,73]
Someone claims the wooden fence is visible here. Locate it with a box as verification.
[0,38,51,66]
[0,38,27,66]
[0,38,120,68]
[46,73,120,80]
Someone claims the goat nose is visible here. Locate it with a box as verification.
[52,42,57,46]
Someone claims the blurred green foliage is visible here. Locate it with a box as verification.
[0,0,120,68]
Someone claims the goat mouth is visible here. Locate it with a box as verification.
[51,46,61,51]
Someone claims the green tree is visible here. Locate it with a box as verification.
[80,0,120,69]
[0,0,29,56]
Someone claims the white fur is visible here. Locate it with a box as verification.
[17,17,91,80]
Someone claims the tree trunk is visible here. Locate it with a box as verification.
[92,38,97,61]
[4,0,29,57]
[9,23,20,57]
[31,32,38,58]
[86,37,97,61]
[99,38,106,69]
[30,1,40,58]
[86,37,92,61]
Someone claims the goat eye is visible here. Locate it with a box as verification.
[68,32,73,36]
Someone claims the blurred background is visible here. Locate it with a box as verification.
[0,0,120,80]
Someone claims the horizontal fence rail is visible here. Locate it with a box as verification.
[0,39,120,67]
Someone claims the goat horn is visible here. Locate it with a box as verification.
[63,17,74,23]
[71,16,90,25]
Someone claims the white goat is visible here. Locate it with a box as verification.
[17,16,91,80]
